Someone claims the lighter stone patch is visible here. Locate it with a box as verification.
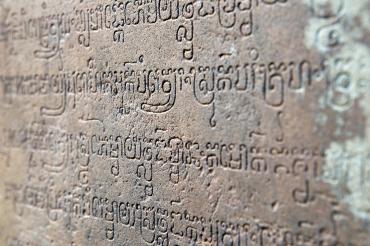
[304,0,370,220]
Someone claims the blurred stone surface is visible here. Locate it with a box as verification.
[0,0,370,245]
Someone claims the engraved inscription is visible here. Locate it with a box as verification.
[0,0,369,245]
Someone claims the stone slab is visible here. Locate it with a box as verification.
[0,0,370,245]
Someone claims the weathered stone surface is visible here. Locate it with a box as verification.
[0,0,370,245]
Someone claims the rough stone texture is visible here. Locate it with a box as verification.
[0,0,369,245]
